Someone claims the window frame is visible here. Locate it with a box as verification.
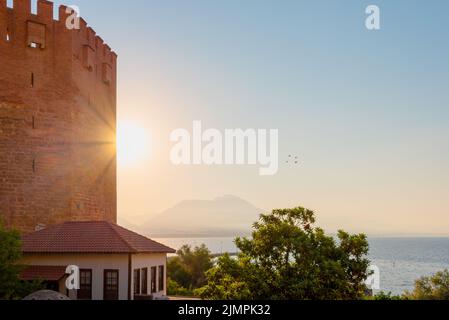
[103,269,119,300]
[150,266,157,294]
[158,265,165,292]
[141,268,148,295]
[78,269,93,300]
[133,269,141,296]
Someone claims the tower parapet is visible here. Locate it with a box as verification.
[0,0,117,233]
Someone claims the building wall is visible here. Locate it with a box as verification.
[0,0,117,234]
[22,253,130,300]
[131,253,168,299]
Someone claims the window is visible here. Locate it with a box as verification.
[103,270,119,300]
[150,267,157,294]
[31,73,34,87]
[82,45,95,71]
[78,270,92,300]
[102,63,112,84]
[6,28,10,42]
[158,266,165,292]
[133,269,140,295]
[27,21,46,49]
[141,268,148,295]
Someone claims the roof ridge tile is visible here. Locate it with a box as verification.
[107,222,138,253]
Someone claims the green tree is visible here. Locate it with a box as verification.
[404,270,449,300]
[373,291,403,300]
[167,244,213,295]
[0,222,42,299]
[167,256,191,289]
[194,253,252,300]
[167,279,194,297]
[199,207,371,300]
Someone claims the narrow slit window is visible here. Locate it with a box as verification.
[6,28,10,42]
[27,21,46,49]
[158,266,164,292]
[31,73,34,87]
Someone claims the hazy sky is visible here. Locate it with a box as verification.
[47,0,449,235]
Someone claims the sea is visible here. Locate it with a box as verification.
[154,237,449,296]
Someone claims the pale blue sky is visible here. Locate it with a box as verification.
[44,1,449,234]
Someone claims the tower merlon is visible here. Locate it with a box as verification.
[78,16,87,31]
[0,2,5,44]
[58,4,70,22]
[13,0,31,17]
[86,27,96,49]
[37,0,53,23]
[1,0,117,72]
[95,35,104,50]
[103,44,112,62]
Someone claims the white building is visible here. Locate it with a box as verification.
[20,221,175,300]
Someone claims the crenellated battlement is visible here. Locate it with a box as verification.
[0,0,117,88]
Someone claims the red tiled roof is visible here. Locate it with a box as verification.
[21,266,67,281]
[22,221,176,254]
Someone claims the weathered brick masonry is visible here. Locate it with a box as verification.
[0,0,117,233]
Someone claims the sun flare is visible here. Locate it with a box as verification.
[116,121,151,167]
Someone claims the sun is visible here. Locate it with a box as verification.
[116,121,151,167]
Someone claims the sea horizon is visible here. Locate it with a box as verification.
[156,236,449,296]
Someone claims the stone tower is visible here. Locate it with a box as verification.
[0,0,117,233]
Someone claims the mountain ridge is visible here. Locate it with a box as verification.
[131,195,264,238]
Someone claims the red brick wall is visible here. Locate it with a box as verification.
[0,0,117,234]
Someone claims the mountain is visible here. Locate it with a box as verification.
[141,195,264,237]
[117,216,142,233]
